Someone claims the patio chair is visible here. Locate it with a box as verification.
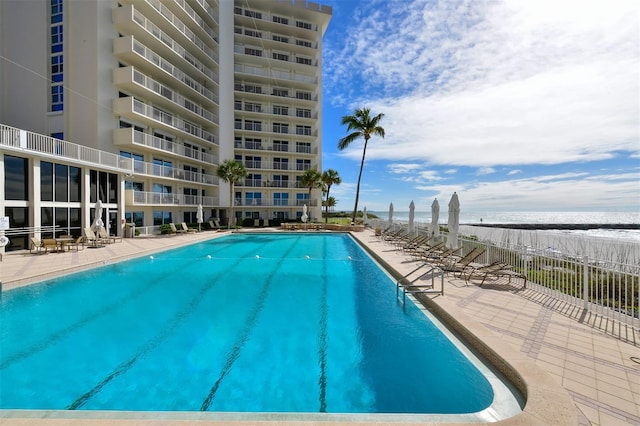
[84,227,104,247]
[99,228,122,243]
[208,220,219,230]
[170,223,186,234]
[181,222,197,233]
[30,237,47,254]
[66,236,85,251]
[440,247,486,278]
[407,240,446,259]
[42,238,61,253]
[466,262,527,288]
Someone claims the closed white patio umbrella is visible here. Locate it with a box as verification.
[408,200,415,233]
[430,198,440,238]
[91,200,104,233]
[447,192,460,249]
[197,204,204,232]
[388,202,394,226]
[363,206,368,226]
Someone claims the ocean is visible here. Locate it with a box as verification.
[368,210,640,263]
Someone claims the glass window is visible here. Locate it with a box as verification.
[90,170,97,202]
[55,207,68,235]
[99,171,108,201]
[41,161,54,201]
[69,208,81,236]
[69,166,81,202]
[41,207,54,238]
[153,211,172,225]
[55,163,68,202]
[4,155,29,200]
[5,207,29,251]
[108,173,118,203]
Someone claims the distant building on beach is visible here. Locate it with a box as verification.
[0,0,332,251]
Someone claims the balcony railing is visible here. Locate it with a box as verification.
[128,190,217,206]
[234,25,317,50]
[114,97,216,144]
[130,161,219,185]
[114,36,218,101]
[234,44,317,67]
[114,128,218,165]
[0,124,131,172]
[234,64,316,85]
[144,0,216,60]
[233,198,318,207]
[233,5,330,31]
[114,5,217,79]
[115,67,216,124]
[234,141,318,155]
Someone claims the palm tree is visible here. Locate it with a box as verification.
[321,169,341,223]
[300,169,323,221]
[338,107,385,224]
[323,196,337,212]
[216,159,248,229]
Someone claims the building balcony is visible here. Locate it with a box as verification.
[236,179,313,189]
[120,0,217,65]
[113,128,218,165]
[113,36,218,103]
[234,44,317,68]
[234,141,318,155]
[113,5,217,81]
[126,190,218,206]
[0,124,131,173]
[234,25,317,53]
[113,67,217,127]
[233,3,331,36]
[233,198,319,207]
[113,97,216,145]
[234,63,316,88]
[125,160,219,185]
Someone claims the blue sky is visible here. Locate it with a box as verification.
[317,0,639,214]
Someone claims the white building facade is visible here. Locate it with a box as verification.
[0,0,331,251]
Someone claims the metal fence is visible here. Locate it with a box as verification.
[369,219,640,341]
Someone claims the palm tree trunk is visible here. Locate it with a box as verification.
[228,183,233,229]
[352,137,369,224]
[324,187,331,223]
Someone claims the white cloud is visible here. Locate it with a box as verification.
[477,167,496,175]
[329,0,640,168]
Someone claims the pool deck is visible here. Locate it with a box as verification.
[1,229,638,425]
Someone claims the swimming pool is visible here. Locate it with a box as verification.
[1,233,522,420]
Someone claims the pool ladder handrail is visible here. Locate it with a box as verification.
[396,262,445,304]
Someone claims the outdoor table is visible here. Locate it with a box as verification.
[55,237,74,252]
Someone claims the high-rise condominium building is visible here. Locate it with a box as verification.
[0,0,331,251]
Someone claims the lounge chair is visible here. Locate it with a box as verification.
[30,237,47,254]
[208,219,220,230]
[466,262,527,288]
[181,222,198,233]
[440,247,486,278]
[99,228,122,243]
[170,223,185,234]
[84,227,104,247]
[408,241,446,259]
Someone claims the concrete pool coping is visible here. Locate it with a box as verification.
[0,229,579,424]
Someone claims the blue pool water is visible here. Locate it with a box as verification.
[1,233,497,414]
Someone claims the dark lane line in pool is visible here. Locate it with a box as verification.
[199,238,302,411]
[67,241,270,410]
[317,236,329,412]
[1,242,237,371]
[1,269,172,371]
